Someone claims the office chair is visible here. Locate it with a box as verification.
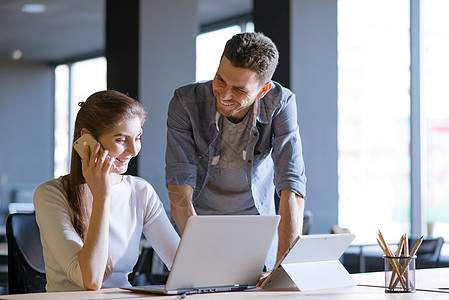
[6,212,46,294]
[128,246,154,286]
[409,236,444,268]
[302,210,313,235]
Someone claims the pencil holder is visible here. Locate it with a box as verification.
[383,255,416,293]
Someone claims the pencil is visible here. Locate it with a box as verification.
[391,236,423,290]
[389,234,406,288]
[404,234,409,288]
[377,231,407,289]
[410,236,424,256]
[396,234,405,256]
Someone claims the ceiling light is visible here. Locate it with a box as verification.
[11,50,23,60]
[21,4,47,14]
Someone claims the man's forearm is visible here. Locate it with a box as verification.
[168,184,196,235]
[277,190,305,264]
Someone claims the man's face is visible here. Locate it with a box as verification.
[212,56,265,120]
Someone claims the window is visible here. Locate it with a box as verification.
[338,0,411,243]
[70,57,107,133]
[421,0,449,241]
[196,22,254,82]
[54,57,107,177]
[54,65,70,177]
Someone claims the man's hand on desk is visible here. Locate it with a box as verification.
[257,270,271,287]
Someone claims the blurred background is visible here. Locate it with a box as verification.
[0,0,449,251]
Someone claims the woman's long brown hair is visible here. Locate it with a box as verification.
[61,90,146,280]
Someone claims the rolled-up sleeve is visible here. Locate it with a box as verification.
[271,93,307,199]
[165,89,198,188]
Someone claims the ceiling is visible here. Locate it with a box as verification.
[0,0,252,64]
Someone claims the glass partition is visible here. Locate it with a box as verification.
[338,0,411,243]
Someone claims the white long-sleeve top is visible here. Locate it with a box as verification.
[33,175,180,292]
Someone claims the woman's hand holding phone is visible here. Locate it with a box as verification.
[75,135,114,288]
[73,133,102,159]
[75,134,115,201]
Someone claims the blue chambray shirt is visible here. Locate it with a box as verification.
[165,80,307,216]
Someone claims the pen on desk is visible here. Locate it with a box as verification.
[176,293,187,300]
[176,290,198,299]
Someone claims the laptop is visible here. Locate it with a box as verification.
[123,215,280,295]
[261,233,356,291]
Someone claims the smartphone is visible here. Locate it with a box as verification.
[73,133,102,158]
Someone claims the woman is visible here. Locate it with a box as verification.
[34,90,180,292]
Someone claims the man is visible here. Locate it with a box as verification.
[165,32,306,269]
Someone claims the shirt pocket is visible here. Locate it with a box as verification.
[251,146,272,182]
[254,144,271,157]
[253,124,273,156]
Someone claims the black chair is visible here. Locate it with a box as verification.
[409,236,444,268]
[302,210,313,235]
[128,246,170,286]
[6,213,46,294]
[128,246,154,286]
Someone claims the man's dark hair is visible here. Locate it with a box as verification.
[222,32,279,84]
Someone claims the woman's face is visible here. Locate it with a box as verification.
[97,116,143,175]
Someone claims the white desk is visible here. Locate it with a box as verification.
[1,268,449,300]
[356,267,449,293]
[0,286,446,300]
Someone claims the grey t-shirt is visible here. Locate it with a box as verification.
[194,113,258,215]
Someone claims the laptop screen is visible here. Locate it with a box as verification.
[165,215,280,290]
